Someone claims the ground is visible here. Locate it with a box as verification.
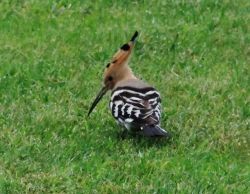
[0,0,249,193]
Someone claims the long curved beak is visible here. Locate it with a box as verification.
[88,86,108,116]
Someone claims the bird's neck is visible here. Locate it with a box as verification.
[122,66,136,80]
[115,66,137,87]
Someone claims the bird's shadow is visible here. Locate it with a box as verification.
[115,130,173,149]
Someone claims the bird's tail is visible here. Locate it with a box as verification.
[142,125,171,137]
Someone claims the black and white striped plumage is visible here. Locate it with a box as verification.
[109,79,168,136]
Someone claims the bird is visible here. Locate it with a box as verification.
[88,31,170,137]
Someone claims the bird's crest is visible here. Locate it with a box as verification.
[103,31,139,90]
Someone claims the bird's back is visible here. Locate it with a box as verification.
[109,79,161,131]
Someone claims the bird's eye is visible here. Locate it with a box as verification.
[106,63,110,68]
[108,76,113,81]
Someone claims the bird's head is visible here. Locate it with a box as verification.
[88,31,139,116]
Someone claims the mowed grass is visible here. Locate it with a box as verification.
[0,0,249,193]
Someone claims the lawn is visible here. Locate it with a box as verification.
[0,0,249,193]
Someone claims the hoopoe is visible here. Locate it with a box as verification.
[88,31,170,137]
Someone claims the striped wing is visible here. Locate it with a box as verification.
[109,86,161,129]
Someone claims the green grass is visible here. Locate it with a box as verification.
[0,0,249,193]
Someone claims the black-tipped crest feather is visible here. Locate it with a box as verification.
[130,31,139,42]
[120,44,130,51]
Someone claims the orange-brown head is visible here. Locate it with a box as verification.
[88,31,139,116]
